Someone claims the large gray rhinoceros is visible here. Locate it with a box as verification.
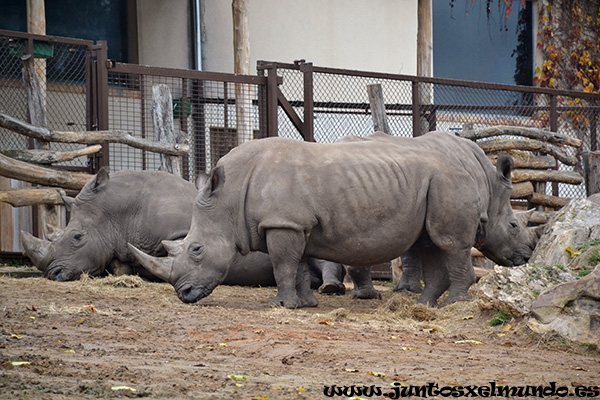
[21,168,347,293]
[130,131,536,307]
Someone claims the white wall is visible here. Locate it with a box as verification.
[201,0,418,75]
[136,0,192,69]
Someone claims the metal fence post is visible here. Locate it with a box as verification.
[300,62,314,142]
[411,80,421,137]
[266,64,279,137]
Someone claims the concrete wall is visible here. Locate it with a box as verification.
[201,0,418,75]
[136,0,193,69]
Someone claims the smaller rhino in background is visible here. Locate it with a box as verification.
[20,168,346,294]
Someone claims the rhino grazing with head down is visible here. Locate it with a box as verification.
[21,168,346,294]
[130,131,536,307]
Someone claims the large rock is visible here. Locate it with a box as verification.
[529,199,600,266]
[473,263,577,317]
[528,266,600,345]
[474,198,600,320]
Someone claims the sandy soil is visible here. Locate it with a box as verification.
[1,267,599,400]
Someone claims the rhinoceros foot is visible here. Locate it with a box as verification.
[268,292,318,308]
[318,281,346,295]
[393,279,424,294]
[441,292,472,307]
[350,287,382,300]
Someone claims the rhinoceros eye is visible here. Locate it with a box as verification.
[71,232,85,247]
[189,243,204,260]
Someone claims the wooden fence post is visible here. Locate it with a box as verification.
[583,151,600,196]
[367,84,391,134]
[152,84,181,176]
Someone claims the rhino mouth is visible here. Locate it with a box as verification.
[45,263,79,281]
[176,284,216,304]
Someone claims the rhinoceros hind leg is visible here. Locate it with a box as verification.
[441,248,476,306]
[347,266,382,300]
[296,260,318,307]
[318,281,346,295]
[416,247,450,307]
[393,250,424,294]
[315,260,346,295]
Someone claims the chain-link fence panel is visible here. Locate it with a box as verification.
[107,64,266,182]
[0,32,95,170]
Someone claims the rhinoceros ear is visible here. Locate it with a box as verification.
[206,166,225,195]
[195,172,210,190]
[59,192,75,212]
[496,154,514,182]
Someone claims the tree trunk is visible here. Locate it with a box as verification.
[232,0,252,145]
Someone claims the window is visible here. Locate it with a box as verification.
[433,0,533,86]
[0,0,130,62]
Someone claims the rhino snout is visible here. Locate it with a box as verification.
[178,285,215,303]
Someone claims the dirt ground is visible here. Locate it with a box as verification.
[1,266,599,400]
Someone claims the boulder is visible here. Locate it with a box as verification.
[528,266,600,346]
[473,198,600,322]
[473,263,577,317]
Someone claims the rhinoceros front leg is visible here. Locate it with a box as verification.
[266,228,318,308]
[393,250,424,294]
[416,246,450,307]
[442,248,476,306]
[346,266,382,299]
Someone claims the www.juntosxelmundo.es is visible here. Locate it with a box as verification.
[323,382,600,398]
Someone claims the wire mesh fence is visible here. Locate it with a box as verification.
[0,32,93,169]
[107,64,266,181]
[262,61,600,200]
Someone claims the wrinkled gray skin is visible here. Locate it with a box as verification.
[394,210,543,295]
[131,131,536,307]
[21,168,346,292]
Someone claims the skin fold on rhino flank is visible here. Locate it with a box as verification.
[130,131,538,308]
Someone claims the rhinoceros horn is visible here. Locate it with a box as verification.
[127,243,173,282]
[162,239,185,256]
[20,231,51,271]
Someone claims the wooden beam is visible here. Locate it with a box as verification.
[511,169,583,185]
[0,187,66,207]
[460,125,582,148]
[488,153,557,170]
[511,181,535,198]
[477,138,579,166]
[0,152,92,190]
[0,113,189,156]
[529,192,571,208]
[1,145,102,165]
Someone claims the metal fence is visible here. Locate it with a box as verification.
[258,61,600,199]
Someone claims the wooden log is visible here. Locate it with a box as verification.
[477,138,579,166]
[460,125,582,148]
[511,181,534,198]
[152,85,180,175]
[528,192,571,208]
[529,210,554,225]
[367,84,391,134]
[0,145,102,165]
[0,152,92,190]
[0,187,66,207]
[488,153,557,169]
[511,169,583,185]
[0,113,189,156]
